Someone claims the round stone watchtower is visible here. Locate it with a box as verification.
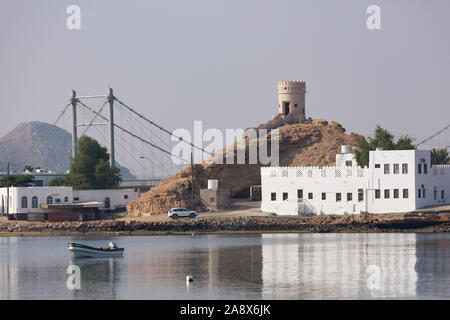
[278,81,306,123]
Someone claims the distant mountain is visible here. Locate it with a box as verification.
[0,121,136,180]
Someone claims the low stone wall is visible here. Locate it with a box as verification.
[1,214,450,234]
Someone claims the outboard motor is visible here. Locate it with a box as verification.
[109,242,118,249]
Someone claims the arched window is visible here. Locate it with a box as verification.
[47,196,53,205]
[32,196,38,208]
[21,196,28,209]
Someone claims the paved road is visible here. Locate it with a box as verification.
[199,200,274,218]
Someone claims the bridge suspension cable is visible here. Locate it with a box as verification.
[76,98,191,164]
[113,96,211,155]
[416,123,450,148]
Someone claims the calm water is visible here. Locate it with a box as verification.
[1,233,449,299]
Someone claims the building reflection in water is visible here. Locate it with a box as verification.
[261,233,419,299]
[415,234,450,298]
[0,237,18,300]
[2,234,450,299]
[69,257,120,300]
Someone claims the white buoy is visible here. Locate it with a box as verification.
[186,275,193,282]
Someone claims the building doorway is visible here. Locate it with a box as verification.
[283,102,290,115]
[104,197,110,210]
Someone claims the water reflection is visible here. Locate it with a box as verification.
[69,257,121,300]
[1,234,450,299]
[0,237,18,300]
[415,234,450,298]
[261,234,418,299]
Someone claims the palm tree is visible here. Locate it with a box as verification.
[431,148,450,165]
[353,125,415,167]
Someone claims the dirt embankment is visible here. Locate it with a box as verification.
[2,213,450,235]
[126,119,362,218]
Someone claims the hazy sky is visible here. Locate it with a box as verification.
[1,0,449,145]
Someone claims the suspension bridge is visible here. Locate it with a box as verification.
[20,88,210,184]
[18,88,450,184]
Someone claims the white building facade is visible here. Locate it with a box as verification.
[261,146,450,215]
[0,187,138,215]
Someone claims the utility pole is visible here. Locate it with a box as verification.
[6,162,9,218]
[71,89,78,159]
[191,151,194,210]
[108,87,115,167]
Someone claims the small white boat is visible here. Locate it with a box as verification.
[68,242,124,258]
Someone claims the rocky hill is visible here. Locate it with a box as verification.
[0,121,135,180]
[126,119,362,217]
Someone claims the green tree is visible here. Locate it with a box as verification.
[353,125,415,167]
[431,148,450,165]
[0,175,35,187]
[48,176,68,187]
[57,136,121,190]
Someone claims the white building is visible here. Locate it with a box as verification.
[261,146,450,215]
[0,186,138,215]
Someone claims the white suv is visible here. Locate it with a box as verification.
[168,208,198,219]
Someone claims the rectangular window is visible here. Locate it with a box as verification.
[418,163,422,174]
[442,190,445,200]
[347,193,352,201]
[424,163,428,174]
[375,190,381,199]
[322,193,326,200]
[418,189,421,199]
[124,195,128,200]
[384,164,390,174]
[423,189,426,198]
[375,164,380,168]
[283,192,288,201]
[384,189,390,199]
[434,187,437,200]
[358,189,364,202]
[402,163,408,174]
[74,197,80,201]
[210,197,215,203]
[394,189,399,199]
[393,164,399,174]
[403,189,409,199]
[336,193,342,202]
[297,189,303,199]
[308,192,313,200]
[345,161,352,167]
[21,197,28,209]
[271,193,276,201]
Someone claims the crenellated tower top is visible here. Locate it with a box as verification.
[278,81,306,122]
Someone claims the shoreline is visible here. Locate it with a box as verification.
[1,213,450,236]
